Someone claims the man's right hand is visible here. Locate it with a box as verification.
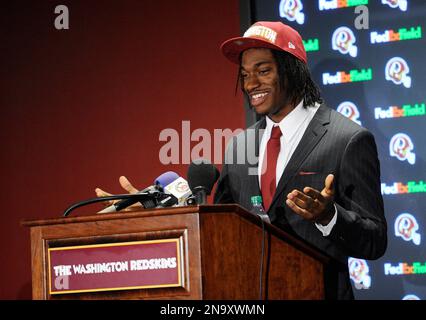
[95,176,142,210]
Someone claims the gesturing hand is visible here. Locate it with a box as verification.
[286,174,335,225]
[95,176,141,210]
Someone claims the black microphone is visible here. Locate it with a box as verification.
[187,159,220,205]
[98,171,179,213]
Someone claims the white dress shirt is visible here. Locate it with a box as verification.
[258,101,337,236]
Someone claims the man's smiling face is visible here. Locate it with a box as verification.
[240,48,286,118]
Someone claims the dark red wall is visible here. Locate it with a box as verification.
[0,0,243,299]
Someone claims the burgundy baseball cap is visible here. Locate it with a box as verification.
[221,21,307,64]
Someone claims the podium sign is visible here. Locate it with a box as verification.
[48,238,183,295]
[22,205,331,299]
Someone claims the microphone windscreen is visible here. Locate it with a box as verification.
[155,171,179,189]
[187,159,220,195]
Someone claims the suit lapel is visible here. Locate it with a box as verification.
[269,104,331,210]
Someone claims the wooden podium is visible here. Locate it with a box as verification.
[22,204,331,300]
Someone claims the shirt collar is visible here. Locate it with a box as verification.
[265,100,310,141]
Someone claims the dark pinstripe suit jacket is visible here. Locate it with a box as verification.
[214,103,387,300]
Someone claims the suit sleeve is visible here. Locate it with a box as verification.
[328,129,387,260]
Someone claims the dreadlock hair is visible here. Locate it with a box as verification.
[271,50,323,107]
[236,49,323,109]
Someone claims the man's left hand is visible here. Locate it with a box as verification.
[286,174,335,225]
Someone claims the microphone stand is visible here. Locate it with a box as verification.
[192,186,208,205]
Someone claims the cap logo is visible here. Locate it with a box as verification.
[244,26,277,44]
[288,41,296,49]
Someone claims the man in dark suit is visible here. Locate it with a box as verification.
[215,21,387,299]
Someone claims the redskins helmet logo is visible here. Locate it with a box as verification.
[381,0,408,11]
[348,258,371,289]
[385,57,412,88]
[389,133,416,165]
[279,0,305,25]
[402,294,420,300]
[394,213,421,245]
[332,27,358,58]
[337,101,362,126]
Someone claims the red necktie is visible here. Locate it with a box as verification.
[261,126,282,211]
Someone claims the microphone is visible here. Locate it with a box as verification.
[187,159,220,204]
[98,171,179,213]
[163,176,192,206]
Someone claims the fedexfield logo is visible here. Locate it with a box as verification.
[389,133,416,165]
[319,0,368,10]
[336,101,362,125]
[322,68,372,85]
[381,0,407,12]
[303,38,320,52]
[381,180,426,195]
[332,27,358,57]
[384,262,426,275]
[370,26,422,44]
[279,0,305,25]
[348,258,371,289]
[394,213,421,245]
[385,57,411,88]
[374,102,425,119]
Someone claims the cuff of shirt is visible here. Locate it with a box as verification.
[315,204,338,236]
